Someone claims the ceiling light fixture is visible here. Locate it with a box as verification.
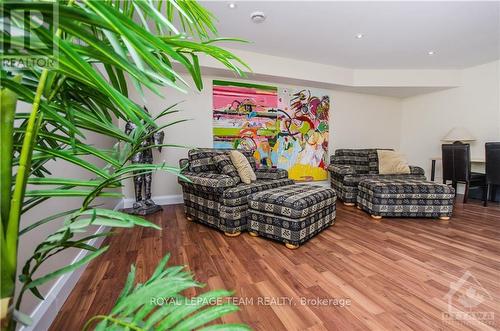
[250,11,266,23]
[228,2,236,9]
[356,33,364,39]
[427,50,435,55]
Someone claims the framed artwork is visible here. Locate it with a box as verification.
[212,80,330,181]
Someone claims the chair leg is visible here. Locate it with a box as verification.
[492,185,497,202]
[483,184,489,207]
[452,182,458,196]
[463,182,469,204]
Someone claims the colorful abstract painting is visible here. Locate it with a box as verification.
[277,88,330,181]
[212,80,330,181]
[212,80,279,166]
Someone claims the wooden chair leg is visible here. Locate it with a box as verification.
[463,182,469,204]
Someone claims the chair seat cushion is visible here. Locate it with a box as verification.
[248,185,337,219]
[255,168,288,180]
[470,172,486,181]
[343,173,426,186]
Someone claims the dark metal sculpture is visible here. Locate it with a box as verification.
[122,107,165,215]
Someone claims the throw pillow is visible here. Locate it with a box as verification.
[229,150,257,184]
[212,154,241,184]
[377,150,411,175]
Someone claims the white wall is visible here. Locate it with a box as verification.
[125,60,500,201]
[124,75,403,199]
[400,60,500,182]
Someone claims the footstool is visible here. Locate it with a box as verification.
[357,179,455,220]
[247,185,337,249]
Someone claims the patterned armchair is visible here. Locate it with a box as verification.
[328,149,426,205]
[178,148,294,236]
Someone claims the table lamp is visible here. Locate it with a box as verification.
[442,127,476,144]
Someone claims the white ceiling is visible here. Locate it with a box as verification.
[201,1,500,69]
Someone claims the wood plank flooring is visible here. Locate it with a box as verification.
[50,199,500,330]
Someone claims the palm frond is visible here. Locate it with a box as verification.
[83,254,251,331]
[1,1,250,329]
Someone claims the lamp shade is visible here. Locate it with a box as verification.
[442,127,476,142]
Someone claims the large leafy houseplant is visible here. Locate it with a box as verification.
[0,1,250,330]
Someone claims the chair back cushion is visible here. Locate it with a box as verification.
[485,142,500,185]
[332,149,391,174]
[441,144,471,182]
[188,148,257,173]
[212,154,241,184]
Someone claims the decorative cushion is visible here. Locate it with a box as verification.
[377,150,410,175]
[212,154,240,184]
[229,150,256,184]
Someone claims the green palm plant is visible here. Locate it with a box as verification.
[83,254,247,331]
[0,1,250,330]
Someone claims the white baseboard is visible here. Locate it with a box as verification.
[21,194,184,331]
[19,199,124,331]
[123,194,183,208]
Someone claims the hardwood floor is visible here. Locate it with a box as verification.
[51,199,500,330]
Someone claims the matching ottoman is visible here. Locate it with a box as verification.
[357,179,455,220]
[247,185,337,249]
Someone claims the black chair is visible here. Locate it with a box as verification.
[484,142,500,206]
[442,143,486,203]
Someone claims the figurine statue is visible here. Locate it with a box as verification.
[123,107,165,215]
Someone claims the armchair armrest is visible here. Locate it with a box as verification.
[327,164,356,175]
[409,166,425,176]
[179,158,189,173]
[255,168,288,180]
[178,172,237,194]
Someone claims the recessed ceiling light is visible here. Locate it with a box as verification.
[356,33,364,39]
[427,50,435,55]
[250,11,266,23]
[228,2,236,9]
